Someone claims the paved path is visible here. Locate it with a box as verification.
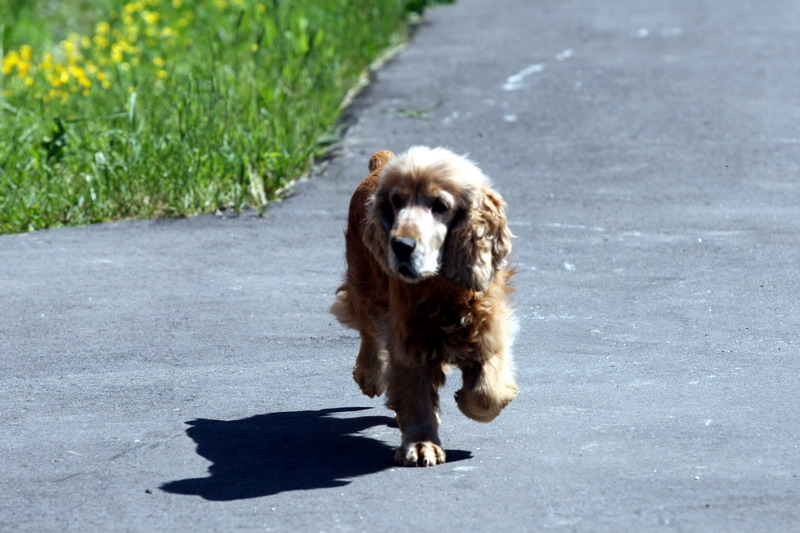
[2,0,799,531]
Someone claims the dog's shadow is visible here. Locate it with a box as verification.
[161,407,471,500]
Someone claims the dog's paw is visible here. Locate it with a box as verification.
[455,382,518,423]
[353,365,386,398]
[394,441,446,467]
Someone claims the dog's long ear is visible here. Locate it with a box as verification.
[442,186,512,292]
[360,150,396,272]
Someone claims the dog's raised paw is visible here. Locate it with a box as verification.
[455,380,518,423]
[394,441,446,467]
[353,365,386,398]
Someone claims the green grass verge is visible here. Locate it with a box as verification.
[0,0,451,234]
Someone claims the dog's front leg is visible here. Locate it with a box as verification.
[385,361,446,466]
[353,333,387,397]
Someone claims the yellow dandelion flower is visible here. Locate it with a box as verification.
[161,26,178,38]
[97,21,111,35]
[125,26,140,42]
[62,39,82,62]
[102,80,112,89]
[172,0,182,7]
[141,10,160,25]
[68,64,85,78]
[41,53,54,70]
[16,60,32,77]
[152,57,165,67]
[62,40,76,54]
[157,69,168,79]
[250,43,259,52]
[20,44,33,61]
[94,35,110,48]
[215,0,228,9]
[2,51,19,74]
[257,3,266,13]
[24,77,34,86]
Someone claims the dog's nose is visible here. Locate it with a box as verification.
[390,237,416,260]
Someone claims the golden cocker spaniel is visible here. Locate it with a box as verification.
[331,146,519,467]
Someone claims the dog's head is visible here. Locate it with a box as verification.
[364,147,512,291]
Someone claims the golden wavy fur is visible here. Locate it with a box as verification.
[331,147,519,466]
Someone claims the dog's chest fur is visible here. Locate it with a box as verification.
[386,277,501,365]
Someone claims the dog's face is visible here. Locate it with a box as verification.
[366,147,511,290]
[377,171,462,282]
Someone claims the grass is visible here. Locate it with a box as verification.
[0,0,451,234]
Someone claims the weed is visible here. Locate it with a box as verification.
[0,0,448,233]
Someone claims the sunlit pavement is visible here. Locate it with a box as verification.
[2,0,798,530]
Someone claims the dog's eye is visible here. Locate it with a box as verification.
[390,194,405,210]
[432,198,449,214]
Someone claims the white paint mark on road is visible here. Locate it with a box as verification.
[503,63,544,91]
[544,222,605,232]
[555,48,574,61]
[563,262,576,271]
[527,313,586,321]
[636,27,683,38]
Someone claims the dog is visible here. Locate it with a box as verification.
[331,146,519,466]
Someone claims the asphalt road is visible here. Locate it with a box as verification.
[2,0,799,531]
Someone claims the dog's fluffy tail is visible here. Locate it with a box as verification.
[368,150,395,172]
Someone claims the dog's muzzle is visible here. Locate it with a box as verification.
[390,237,420,280]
